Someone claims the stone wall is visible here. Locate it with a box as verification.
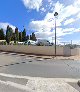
[0,45,70,56]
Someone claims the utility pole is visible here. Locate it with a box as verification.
[71,40,72,45]
[54,12,58,57]
[52,37,54,45]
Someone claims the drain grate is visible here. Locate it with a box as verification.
[10,64,14,65]
[43,57,52,60]
[28,60,32,62]
[4,65,9,66]
[28,55,35,57]
[21,62,26,63]
[15,63,20,64]
[11,53,17,55]
[4,52,9,54]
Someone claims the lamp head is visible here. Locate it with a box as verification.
[54,12,58,16]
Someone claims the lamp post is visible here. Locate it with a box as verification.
[54,12,58,57]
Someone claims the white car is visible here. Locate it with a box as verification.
[18,42,25,45]
[36,39,52,46]
[25,40,36,45]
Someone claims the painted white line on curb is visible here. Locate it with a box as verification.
[0,80,34,92]
[0,73,80,82]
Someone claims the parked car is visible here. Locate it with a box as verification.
[24,40,36,45]
[36,39,52,46]
[17,42,25,45]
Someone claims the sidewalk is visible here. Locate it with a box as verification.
[0,73,79,92]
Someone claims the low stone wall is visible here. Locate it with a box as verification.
[71,48,80,56]
[0,45,70,56]
[71,48,78,56]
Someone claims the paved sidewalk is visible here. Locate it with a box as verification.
[0,73,79,92]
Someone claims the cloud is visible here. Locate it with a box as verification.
[77,13,80,19]
[54,1,64,13]
[59,5,80,22]
[29,0,80,42]
[29,19,54,33]
[0,22,16,33]
[22,0,43,11]
[35,31,53,39]
[40,7,46,12]
[64,18,75,26]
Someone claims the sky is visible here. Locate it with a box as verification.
[0,0,80,44]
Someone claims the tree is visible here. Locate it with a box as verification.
[30,35,32,40]
[12,33,16,43]
[15,27,19,41]
[31,32,36,41]
[19,32,22,42]
[0,28,5,40]
[22,28,26,41]
[13,27,19,43]
[26,35,29,40]
[65,44,77,49]
[6,25,13,44]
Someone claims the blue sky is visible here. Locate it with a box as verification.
[0,0,80,44]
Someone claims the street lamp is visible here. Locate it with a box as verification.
[54,12,58,57]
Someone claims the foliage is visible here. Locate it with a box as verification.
[0,25,37,45]
[0,28,5,40]
[32,32,36,41]
[15,27,19,41]
[6,25,13,44]
[19,32,22,42]
[30,35,32,40]
[30,32,36,41]
[65,44,78,49]
[26,35,29,40]
[22,28,26,41]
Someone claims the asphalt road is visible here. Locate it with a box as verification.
[0,53,80,78]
